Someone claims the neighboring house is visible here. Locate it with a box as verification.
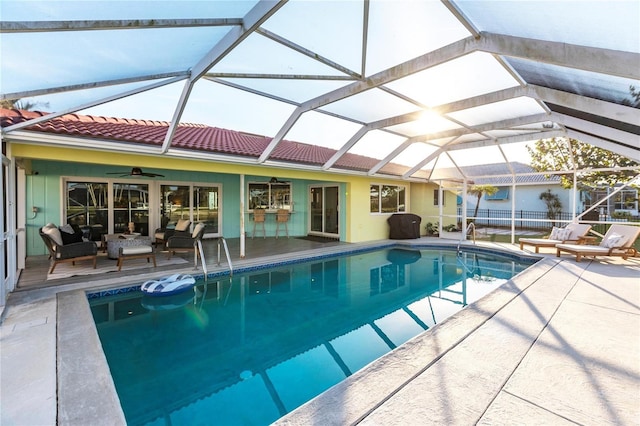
[584,186,639,218]
[435,162,587,228]
[462,162,582,213]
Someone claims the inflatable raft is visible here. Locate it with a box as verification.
[140,273,196,296]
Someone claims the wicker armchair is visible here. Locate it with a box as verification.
[166,222,206,259]
[154,218,191,248]
[39,224,98,273]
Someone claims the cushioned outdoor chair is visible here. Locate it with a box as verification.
[519,223,592,253]
[39,223,98,273]
[154,218,191,248]
[556,224,640,262]
[167,222,206,260]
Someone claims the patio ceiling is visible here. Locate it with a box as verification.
[1,0,639,182]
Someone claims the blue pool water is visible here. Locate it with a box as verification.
[89,246,536,425]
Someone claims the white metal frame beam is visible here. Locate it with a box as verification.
[0,18,243,33]
[258,34,482,163]
[2,76,187,134]
[480,32,640,80]
[565,130,640,161]
[161,0,287,153]
[1,71,189,102]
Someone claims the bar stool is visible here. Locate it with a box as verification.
[275,209,289,238]
[252,208,266,239]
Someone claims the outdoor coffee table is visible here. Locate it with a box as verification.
[105,234,153,259]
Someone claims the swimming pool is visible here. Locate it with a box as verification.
[89,246,536,425]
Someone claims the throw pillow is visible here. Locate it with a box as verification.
[175,219,190,232]
[42,223,63,246]
[602,234,627,248]
[549,227,561,240]
[59,224,75,234]
[192,223,205,238]
[60,227,84,245]
[555,228,572,241]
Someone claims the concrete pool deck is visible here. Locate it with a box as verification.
[1,239,639,425]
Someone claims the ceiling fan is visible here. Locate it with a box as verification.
[269,177,290,184]
[106,167,164,178]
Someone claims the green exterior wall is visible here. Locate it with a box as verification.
[13,144,455,256]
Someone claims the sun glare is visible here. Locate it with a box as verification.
[415,110,447,135]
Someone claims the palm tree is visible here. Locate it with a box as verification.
[0,98,49,110]
[468,184,499,219]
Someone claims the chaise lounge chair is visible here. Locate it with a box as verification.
[519,223,592,253]
[556,224,640,262]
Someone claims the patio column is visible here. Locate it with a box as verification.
[572,170,578,221]
[462,180,467,239]
[510,180,516,244]
[438,181,443,235]
[240,174,245,258]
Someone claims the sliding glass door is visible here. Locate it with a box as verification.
[66,181,109,241]
[113,183,150,235]
[194,186,219,235]
[160,185,191,229]
[64,179,222,239]
[160,183,221,237]
[309,185,339,237]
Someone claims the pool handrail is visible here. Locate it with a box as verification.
[466,222,476,244]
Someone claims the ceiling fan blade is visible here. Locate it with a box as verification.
[106,167,164,177]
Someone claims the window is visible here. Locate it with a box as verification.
[248,181,292,211]
[66,181,109,241]
[433,189,445,206]
[485,187,509,201]
[370,184,406,213]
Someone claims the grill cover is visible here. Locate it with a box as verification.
[387,213,422,239]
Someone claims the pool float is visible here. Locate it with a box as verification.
[140,273,196,296]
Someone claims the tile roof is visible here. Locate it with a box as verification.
[1,108,425,178]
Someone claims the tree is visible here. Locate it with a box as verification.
[0,98,49,110]
[622,85,640,108]
[468,185,499,219]
[527,137,639,189]
[539,189,562,227]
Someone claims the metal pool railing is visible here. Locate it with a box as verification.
[196,236,234,278]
